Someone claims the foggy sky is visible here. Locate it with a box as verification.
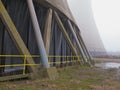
[68,0,120,52]
[67,0,105,52]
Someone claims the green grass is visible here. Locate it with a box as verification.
[0,66,120,90]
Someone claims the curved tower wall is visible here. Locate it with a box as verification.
[68,0,106,57]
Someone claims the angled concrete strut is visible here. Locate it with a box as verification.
[54,11,81,63]
[0,0,38,77]
[67,20,87,63]
[27,0,50,68]
[44,9,53,55]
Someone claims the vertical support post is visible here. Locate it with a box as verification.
[54,11,82,64]
[66,56,68,66]
[44,9,52,55]
[67,20,87,63]
[27,0,49,68]
[23,55,26,75]
[27,0,58,80]
[58,57,60,67]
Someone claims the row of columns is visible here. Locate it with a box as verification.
[0,0,93,79]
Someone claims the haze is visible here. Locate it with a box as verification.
[68,0,120,52]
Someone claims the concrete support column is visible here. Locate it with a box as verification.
[44,9,52,55]
[27,0,50,68]
[67,20,87,63]
[76,29,93,64]
[54,11,82,64]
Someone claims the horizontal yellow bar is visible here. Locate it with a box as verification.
[0,64,24,67]
[0,55,81,58]
[0,64,41,68]
[0,61,82,67]
[0,55,82,68]
[0,55,40,57]
[48,56,81,58]
[25,64,41,66]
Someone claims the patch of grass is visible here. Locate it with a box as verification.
[79,75,104,90]
[0,66,120,90]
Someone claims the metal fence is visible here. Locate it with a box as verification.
[0,55,81,76]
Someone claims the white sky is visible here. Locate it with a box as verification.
[92,0,120,52]
[68,0,120,52]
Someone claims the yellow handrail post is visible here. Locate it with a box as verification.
[77,56,81,65]
[73,56,75,66]
[48,56,51,66]
[58,57,60,67]
[73,56,75,65]
[72,56,73,65]
[66,56,68,66]
[23,55,26,75]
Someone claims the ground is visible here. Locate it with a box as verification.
[0,58,120,90]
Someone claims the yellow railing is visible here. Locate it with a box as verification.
[0,55,81,75]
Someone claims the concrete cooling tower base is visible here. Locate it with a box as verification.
[0,0,93,80]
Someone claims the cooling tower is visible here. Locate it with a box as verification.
[68,0,106,57]
[0,0,93,79]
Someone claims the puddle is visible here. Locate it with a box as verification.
[95,62,120,69]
